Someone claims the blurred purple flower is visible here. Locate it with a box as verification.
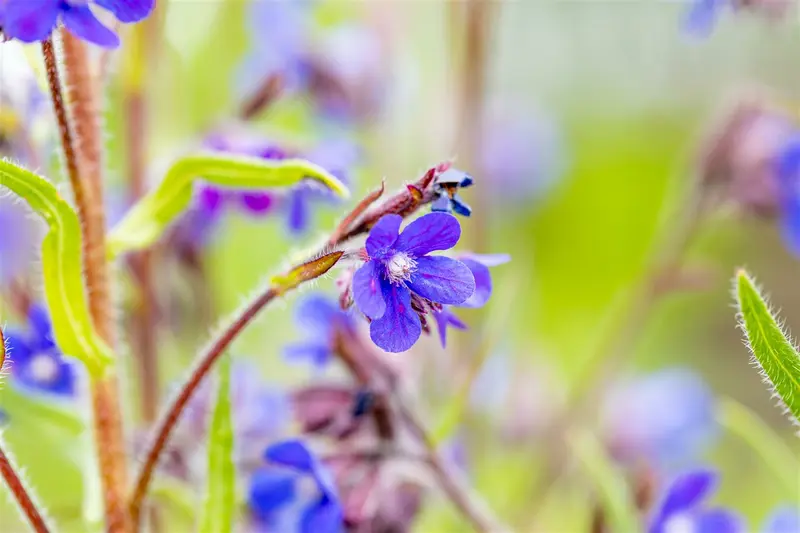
[2,0,154,48]
[352,213,475,353]
[600,368,717,466]
[649,470,742,533]
[683,0,728,36]
[249,439,343,533]
[432,253,510,347]
[4,304,75,397]
[773,134,800,256]
[762,505,800,533]
[284,294,353,369]
[431,168,474,217]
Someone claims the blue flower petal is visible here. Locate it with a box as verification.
[352,260,387,320]
[651,470,718,531]
[451,194,472,217]
[395,212,461,257]
[777,136,800,256]
[299,497,343,533]
[295,295,341,334]
[62,4,120,48]
[3,0,60,43]
[683,0,726,38]
[27,304,55,351]
[287,189,310,234]
[458,258,492,308]
[407,256,475,305]
[763,505,800,533]
[266,439,315,473]
[3,330,33,364]
[283,342,331,368]
[94,0,155,23]
[430,194,452,213]
[369,280,421,353]
[432,307,468,348]
[365,214,402,259]
[248,469,297,519]
[695,508,744,533]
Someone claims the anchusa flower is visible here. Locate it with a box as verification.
[3,304,76,397]
[600,368,717,467]
[431,167,474,217]
[648,469,742,533]
[1,0,155,48]
[683,0,790,37]
[352,212,475,352]
[284,294,354,369]
[249,439,343,533]
[432,253,510,347]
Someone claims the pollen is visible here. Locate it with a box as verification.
[386,252,416,283]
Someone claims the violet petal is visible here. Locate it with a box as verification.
[369,280,421,353]
[394,212,461,256]
[406,256,475,305]
[365,214,402,258]
[61,5,120,48]
[352,260,386,319]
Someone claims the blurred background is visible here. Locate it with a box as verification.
[0,0,798,531]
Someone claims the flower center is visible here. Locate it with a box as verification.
[663,514,696,533]
[385,252,416,283]
[295,475,320,501]
[29,352,59,385]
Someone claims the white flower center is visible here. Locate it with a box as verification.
[386,252,416,283]
[295,475,320,500]
[664,514,696,533]
[29,353,59,385]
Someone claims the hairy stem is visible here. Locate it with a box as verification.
[55,29,130,533]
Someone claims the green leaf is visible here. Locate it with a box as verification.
[735,269,800,426]
[568,430,640,533]
[0,160,113,376]
[718,396,800,496]
[200,354,235,533]
[107,153,350,258]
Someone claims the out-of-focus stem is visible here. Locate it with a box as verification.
[56,29,130,533]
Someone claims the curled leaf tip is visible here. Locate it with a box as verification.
[272,251,344,293]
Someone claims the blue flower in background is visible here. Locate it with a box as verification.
[649,470,742,533]
[0,195,39,285]
[683,0,729,37]
[762,505,800,533]
[249,439,343,533]
[431,168,474,217]
[600,368,717,466]
[284,294,353,369]
[432,253,510,347]
[4,304,75,397]
[774,134,800,256]
[352,213,475,353]
[2,0,154,48]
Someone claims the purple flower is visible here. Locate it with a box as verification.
[600,368,717,466]
[0,195,40,284]
[2,0,154,48]
[352,213,475,353]
[762,506,800,533]
[431,167,474,217]
[249,439,343,533]
[774,134,800,255]
[284,294,353,369]
[683,0,728,37]
[649,470,742,533]
[432,253,510,347]
[4,304,76,397]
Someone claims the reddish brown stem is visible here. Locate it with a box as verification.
[0,447,50,533]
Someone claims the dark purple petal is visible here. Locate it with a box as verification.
[196,186,226,215]
[93,0,155,23]
[240,192,274,215]
[369,281,421,353]
[3,330,33,364]
[651,470,717,532]
[395,212,461,256]
[407,256,475,305]
[352,260,386,319]
[3,0,60,43]
[763,506,800,533]
[61,5,120,48]
[450,194,472,217]
[458,259,492,308]
[300,498,344,533]
[266,439,315,473]
[432,308,468,348]
[283,343,331,368]
[287,189,310,234]
[27,304,55,351]
[248,469,297,519]
[365,214,401,258]
[695,508,744,533]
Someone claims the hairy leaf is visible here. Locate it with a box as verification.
[735,270,800,426]
[200,354,235,533]
[0,161,113,375]
[107,153,349,257]
[568,430,640,533]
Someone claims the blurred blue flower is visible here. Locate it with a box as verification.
[649,470,742,533]
[284,294,353,369]
[600,368,717,466]
[762,505,800,533]
[683,0,728,37]
[249,439,343,533]
[352,213,475,353]
[0,195,40,285]
[4,304,75,397]
[2,0,154,48]
[774,134,800,256]
[432,253,510,347]
[431,168,474,217]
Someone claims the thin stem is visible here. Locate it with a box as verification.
[51,29,130,533]
[0,446,51,533]
[399,403,509,533]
